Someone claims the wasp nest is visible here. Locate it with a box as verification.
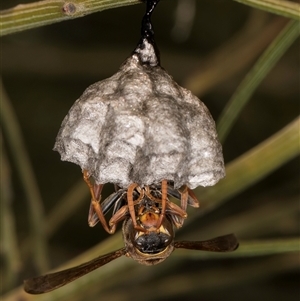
[54,39,225,189]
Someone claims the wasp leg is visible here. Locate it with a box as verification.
[166,200,187,228]
[87,183,104,227]
[83,170,114,234]
[178,185,189,212]
[144,185,163,203]
[127,183,146,232]
[108,205,129,232]
[187,188,200,208]
[156,180,167,229]
[177,185,199,209]
[89,189,127,227]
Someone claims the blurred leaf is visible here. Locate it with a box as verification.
[217,19,300,143]
[234,0,300,20]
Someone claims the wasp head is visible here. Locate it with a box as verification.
[122,210,174,265]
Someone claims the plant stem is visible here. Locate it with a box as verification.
[0,81,49,273]
[1,0,300,37]
[190,117,300,223]
[0,137,22,291]
[233,0,300,20]
[0,0,141,36]
[217,19,300,143]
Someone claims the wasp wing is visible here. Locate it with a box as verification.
[24,248,126,294]
[88,190,127,227]
[174,234,239,252]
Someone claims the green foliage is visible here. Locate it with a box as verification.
[1,1,299,300]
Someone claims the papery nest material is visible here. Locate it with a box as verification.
[54,39,225,189]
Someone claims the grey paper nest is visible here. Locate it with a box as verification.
[54,40,225,189]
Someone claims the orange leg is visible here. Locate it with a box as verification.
[87,183,104,227]
[127,183,146,232]
[109,205,129,230]
[187,188,200,208]
[156,180,167,229]
[144,186,164,205]
[178,185,199,209]
[166,201,187,218]
[83,170,114,234]
[179,185,189,212]
[166,200,187,228]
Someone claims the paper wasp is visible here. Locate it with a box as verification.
[24,171,238,294]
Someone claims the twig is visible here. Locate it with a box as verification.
[1,0,299,37]
[0,81,49,273]
[0,0,141,36]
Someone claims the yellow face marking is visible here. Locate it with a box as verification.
[139,212,160,230]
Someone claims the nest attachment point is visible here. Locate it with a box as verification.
[54,40,225,189]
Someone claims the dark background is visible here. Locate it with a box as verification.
[1,0,299,300]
